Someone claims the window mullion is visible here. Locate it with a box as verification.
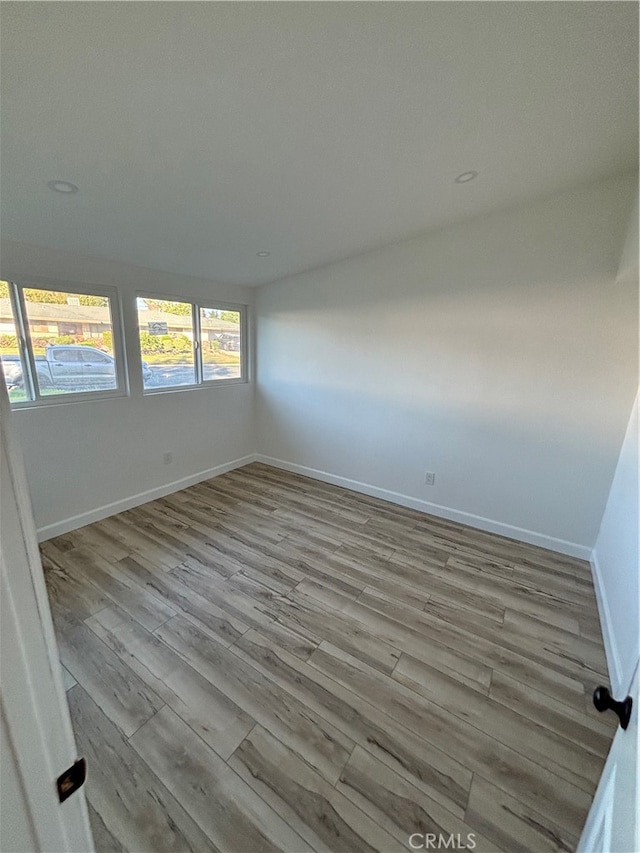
[193,303,203,385]
[240,305,247,382]
[11,284,39,401]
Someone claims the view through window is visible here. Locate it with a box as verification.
[1,281,120,402]
[1,282,245,405]
[137,297,243,390]
[137,298,196,389]
[200,306,242,382]
[0,283,27,402]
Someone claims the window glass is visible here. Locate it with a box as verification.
[200,308,242,382]
[51,349,82,362]
[22,287,118,395]
[0,281,30,403]
[80,350,111,365]
[137,296,245,392]
[136,298,196,389]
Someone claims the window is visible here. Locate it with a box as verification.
[0,281,125,406]
[0,285,26,403]
[137,296,245,391]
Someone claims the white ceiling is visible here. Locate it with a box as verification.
[1,2,637,287]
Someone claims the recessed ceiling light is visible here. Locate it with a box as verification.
[256,251,270,257]
[47,180,79,194]
[454,171,478,184]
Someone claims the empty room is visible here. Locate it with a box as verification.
[0,2,638,852]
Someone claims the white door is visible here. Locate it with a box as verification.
[578,664,639,853]
[0,372,94,851]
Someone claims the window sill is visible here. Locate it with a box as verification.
[142,377,249,396]
[10,388,128,410]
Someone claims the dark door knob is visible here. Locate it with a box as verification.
[593,686,633,730]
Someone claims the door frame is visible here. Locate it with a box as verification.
[0,369,94,851]
[578,663,639,853]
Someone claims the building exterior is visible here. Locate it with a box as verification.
[0,299,240,347]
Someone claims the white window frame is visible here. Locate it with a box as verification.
[2,280,128,409]
[136,292,247,394]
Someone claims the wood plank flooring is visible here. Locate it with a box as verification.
[41,462,615,853]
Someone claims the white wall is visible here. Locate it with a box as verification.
[616,184,639,282]
[256,174,638,555]
[1,240,255,538]
[592,392,639,696]
[591,188,639,696]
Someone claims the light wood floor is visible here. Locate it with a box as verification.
[42,462,615,853]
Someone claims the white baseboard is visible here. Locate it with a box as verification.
[36,454,257,542]
[590,549,623,693]
[255,454,593,560]
[39,449,593,561]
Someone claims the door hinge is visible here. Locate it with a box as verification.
[57,758,87,803]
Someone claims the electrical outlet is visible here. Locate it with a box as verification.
[424,471,436,486]
[163,452,173,465]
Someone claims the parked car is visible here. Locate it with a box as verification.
[2,345,152,391]
[217,334,240,351]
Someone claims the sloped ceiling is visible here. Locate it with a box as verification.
[1,2,637,286]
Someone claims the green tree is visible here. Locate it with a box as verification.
[78,295,108,306]
[23,289,107,306]
[142,299,191,316]
[138,331,163,354]
[0,281,9,298]
[220,311,239,323]
[0,334,18,349]
[24,289,68,303]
